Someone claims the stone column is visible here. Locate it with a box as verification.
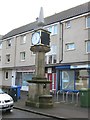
[26,45,53,108]
[35,52,45,78]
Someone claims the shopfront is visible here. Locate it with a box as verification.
[45,67,56,92]
[15,68,35,91]
[56,64,90,92]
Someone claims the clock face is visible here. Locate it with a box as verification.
[32,32,40,45]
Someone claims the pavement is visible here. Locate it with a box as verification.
[14,91,89,120]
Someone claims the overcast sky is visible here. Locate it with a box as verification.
[0,0,90,35]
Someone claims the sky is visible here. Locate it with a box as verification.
[0,0,90,35]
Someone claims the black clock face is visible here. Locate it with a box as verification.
[32,32,40,45]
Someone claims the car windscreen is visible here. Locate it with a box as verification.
[0,89,4,94]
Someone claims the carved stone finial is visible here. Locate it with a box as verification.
[37,7,45,27]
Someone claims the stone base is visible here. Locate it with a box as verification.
[26,95,53,108]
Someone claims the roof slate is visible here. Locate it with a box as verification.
[3,2,90,39]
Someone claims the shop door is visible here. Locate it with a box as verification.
[52,73,56,90]
[22,73,33,91]
[48,73,52,90]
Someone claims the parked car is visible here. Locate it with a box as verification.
[0,88,14,112]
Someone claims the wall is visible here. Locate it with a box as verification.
[62,16,88,63]
[15,33,35,67]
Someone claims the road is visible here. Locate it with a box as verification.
[1,108,58,119]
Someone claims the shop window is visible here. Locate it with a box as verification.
[75,70,88,90]
[62,71,74,90]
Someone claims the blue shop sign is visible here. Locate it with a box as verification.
[56,65,70,70]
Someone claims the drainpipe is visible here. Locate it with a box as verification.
[59,22,63,63]
[14,36,17,85]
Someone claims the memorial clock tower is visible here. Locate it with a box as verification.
[26,7,53,108]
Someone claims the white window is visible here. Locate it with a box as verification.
[86,41,90,53]
[47,24,57,35]
[6,39,11,48]
[65,21,71,28]
[47,26,52,34]
[53,25,58,34]
[6,54,10,63]
[20,52,26,61]
[86,16,90,28]
[45,45,57,64]
[20,35,26,44]
[66,43,75,50]
[51,45,57,54]
[47,45,57,55]
[0,42,2,49]
[48,55,56,64]
[5,71,8,80]
[0,56,1,61]
[48,55,52,64]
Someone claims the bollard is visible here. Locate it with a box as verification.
[62,91,65,102]
[57,90,60,102]
[76,92,79,105]
[66,91,69,103]
[71,92,74,103]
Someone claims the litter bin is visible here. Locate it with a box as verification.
[11,85,21,100]
[79,88,90,107]
[16,85,21,99]
[8,86,18,102]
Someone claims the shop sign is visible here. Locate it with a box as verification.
[71,64,90,69]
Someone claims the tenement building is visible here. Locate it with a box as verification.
[1,2,90,91]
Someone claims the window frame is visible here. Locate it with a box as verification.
[86,16,90,28]
[46,24,58,35]
[66,43,75,51]
[86,40,90,53]
[45,54,57,64]
[20,35,26,44]
[0,56,1,61]
[0,42,2,49]
[6,39,12,48]
[65,21,71,29]
[5,71,9,80]
[45,44,57,64]
[6,54,10,63]
[53,25,58,35]
[20,51,26,61]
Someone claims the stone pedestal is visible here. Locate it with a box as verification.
[25,45,53,108]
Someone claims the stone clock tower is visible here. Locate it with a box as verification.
[25,7,53,108]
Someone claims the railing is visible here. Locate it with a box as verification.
[56,89,79,105]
